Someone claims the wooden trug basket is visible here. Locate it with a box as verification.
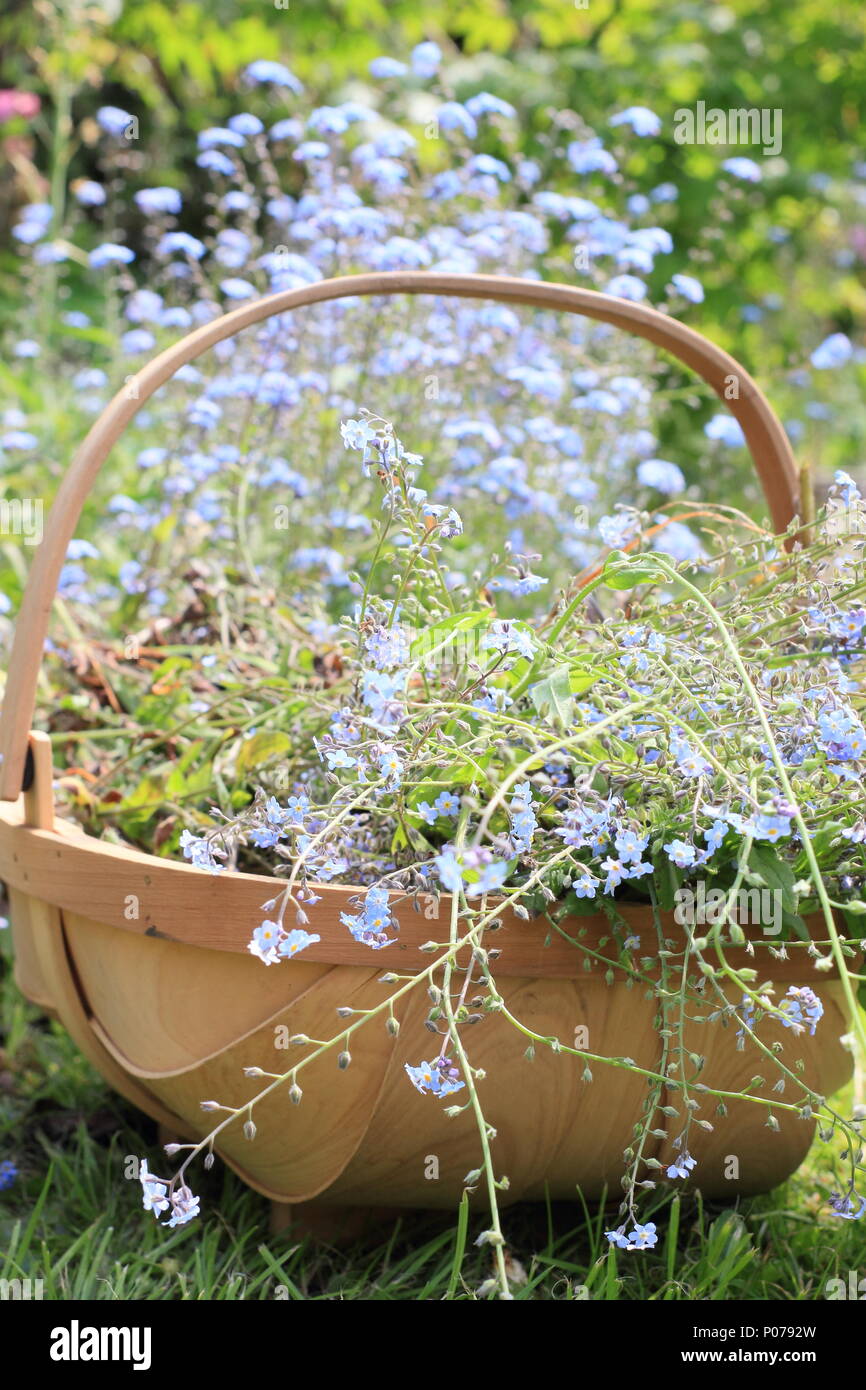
[0,274,851,1231]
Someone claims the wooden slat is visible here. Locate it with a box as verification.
[0,800,846,980]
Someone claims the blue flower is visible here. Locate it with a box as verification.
[121,329,156,355]
[243,60,303,92]
[666,1153,696,1180]
[610,106,661,137]
[627,860,652,880]
[66,538,99,561]
[476,861,508,895]
[249,920,281,964]
[157,231,206,260]
[704,414,745,448]
[752,812,792,844]
[722,156,762,182]
[637,458,685,494]
[704,819,729,854]
[378,748,404,785]
[436,102,477,139]
[572,873,598,899]
[626,1221,658,1250]
[89,243,135,268]
[601,856,627,893]
[96,105,135,137]
[0,1160,18,1191]
[672,740,712,778]
[229,112,265,137]
[434,846,508,899]
[369,56,408,79]
[422,503,463,537]
[13,203,53,243]
[614,828,649,862]
[411,41,442,78]
[220,278,256,300]
[670,272,704,304]
[831,470,861,507]
[468,153,512,183]
[365,625,409,671]
[466,92,516,120]
[511,806,537,854]
[134,186,182,216]
[810,333,852,370]
[405,1057,465,1098]
[482,619,535,663]
[278,928,321,959]
[598,512,640,548]
[829,1190,866,1220]
[340,888,397,949]
[179,830,224,873]
[307,105,350,135]
[198,126,246,150]
[664,839,697,869]
[416,801,438,826]
[568,138,618,175]
[197,149,235,176]
[779,986,823,1036]
[605,274,647,302]
[817,704,855,743]
[325,748,357,771]
[73,179,106,207]
[605,1228,629,1248]
[434,791,461,817]
[0,430,38,453]
[652,521,704,564]
[434,847,465,894]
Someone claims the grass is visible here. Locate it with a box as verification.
[1,929,863,1301]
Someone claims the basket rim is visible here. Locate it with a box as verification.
[0,796,845,981]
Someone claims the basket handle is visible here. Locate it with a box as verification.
[0,271,798,801]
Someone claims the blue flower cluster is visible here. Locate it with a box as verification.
[404,1056,465,1098]
[340,887,398,950]
[606,1221,658,1250]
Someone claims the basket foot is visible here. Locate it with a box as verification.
[270,1200,401,1243]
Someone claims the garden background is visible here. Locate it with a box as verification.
[0,0,865,1300]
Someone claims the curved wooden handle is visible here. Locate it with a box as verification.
[0,271,798,800]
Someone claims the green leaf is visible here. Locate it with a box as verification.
[653,856,683,912]
[569,667,599,695]
[409,610,489,667]
[602,550,663,590]
[781,909,810,942]
[529,665,574,728]
[235,730,292,778]
[747,844,797,914]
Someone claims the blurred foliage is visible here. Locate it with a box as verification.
[1,0,865,469]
